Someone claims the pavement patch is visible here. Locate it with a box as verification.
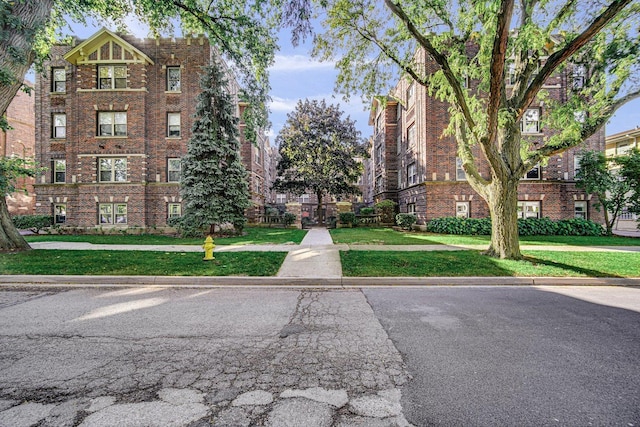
[0,402,55,427]
[349,389,403,418]
[280,387,348,408]
[231,390,274,406]
[158,388,205,405]
[266,397,333,427]
[78,401,208,427]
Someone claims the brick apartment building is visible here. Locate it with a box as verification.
[34,28,270,231]
[2,83,35,215]
[370,48,605,225]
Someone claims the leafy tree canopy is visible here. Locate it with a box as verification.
[274,99,367,221]
[311,0,640,258]
[575,150,631,235]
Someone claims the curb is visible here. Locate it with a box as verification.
[0,275,639,288]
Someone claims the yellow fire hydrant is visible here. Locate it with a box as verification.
[203,235,215,261]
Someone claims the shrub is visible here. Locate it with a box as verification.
[375,200,398,224]
[359,207,375,215]
[339,212,357,226]
[427,216,605,236]
[12,215,53,233]
[283,212,297,227]
[396,213,417,230]
[427,217,491,235]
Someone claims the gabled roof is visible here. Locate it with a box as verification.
[63,28,154,65]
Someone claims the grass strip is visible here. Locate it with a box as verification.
[25,227,308,246]
[330,228,640,246]
[340,250,640,278]
[0,250,286,276]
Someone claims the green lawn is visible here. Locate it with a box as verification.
[340,250,640,277]
[0,250,286,276]
[329,227,640,246]
[25,227,307,246]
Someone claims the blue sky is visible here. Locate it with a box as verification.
[65,20,638,143]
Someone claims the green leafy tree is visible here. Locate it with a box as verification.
[0,157,39,251]
[179,62,251,236]
[313,0,640,259]
[0,0,304,250]
[273,99,366,224]
[575,150,630,236]
[617,148,640,228]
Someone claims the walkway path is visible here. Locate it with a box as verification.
[276,228,343,278]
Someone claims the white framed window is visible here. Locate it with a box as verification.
[99,158,127,182]
[407,82,415,106]
[524,164,541,180]
[167,158,181,182]
[255,147,261,164]
[616,141,633,156]
[276,193,287,204]
[407,123,416,148]
[407,163,417,185]
[575,201,587,219]
[574,111,586,123]
[506,62,517,85]
[52,159,66,183]
[517,201,540,219]
[300,194,310,203]
[572,65,586,90]
[168,203,181,219]
[376,175,383,192]
[456,201,469,218]
[54,204,66,224]
[407,203,416,215]
[99,203,127,224]
[456,157,467,181]
[98,112,127,136]
[376,144,383,164]
[573,155,583,178]
[98,65,127,89]
[52,113,66,139]
[167,67,181,92]
[167,113,181,137]
[521,108,540,134]
[52,68,66,93]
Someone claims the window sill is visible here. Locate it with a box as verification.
[51,138,66,142]
[50,92,66,95]
[521,132,544,136]
[77,88,147,92]
[165,91,182,94]
[96,136,128,139]
[166,137,182,140]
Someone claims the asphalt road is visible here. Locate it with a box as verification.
[0,285,638,426]
[364,286,640,426]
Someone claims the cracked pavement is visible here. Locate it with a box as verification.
[0,287,411,426]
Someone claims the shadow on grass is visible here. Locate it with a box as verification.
[519,255,623,278]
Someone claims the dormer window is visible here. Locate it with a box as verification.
[99,65,127,89]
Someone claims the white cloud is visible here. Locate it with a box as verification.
[269,54,335,72]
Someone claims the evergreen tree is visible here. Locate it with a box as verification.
[180,62,251,236]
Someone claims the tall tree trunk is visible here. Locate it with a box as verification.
[0,197,31,252]
[485,179,522,259]
[0,0,54,117]
[316,191,324,225]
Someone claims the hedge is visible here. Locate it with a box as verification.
[426,216,604,236]
[11,215,53,233]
